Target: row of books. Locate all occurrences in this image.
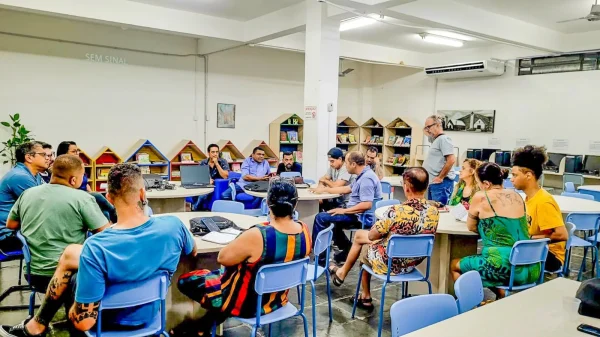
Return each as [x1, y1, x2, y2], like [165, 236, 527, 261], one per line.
[387, 135, 412, 147]
[280, 131, 300, 143]
[386, 154, 410, 166]
[336, 133, 356, 144]
[279, 151, 303, 163]
[363, 135, 384, 144]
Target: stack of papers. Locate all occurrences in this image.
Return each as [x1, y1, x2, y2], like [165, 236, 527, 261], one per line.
[201, 228, 241, 245]
[449, 204, 468, 222]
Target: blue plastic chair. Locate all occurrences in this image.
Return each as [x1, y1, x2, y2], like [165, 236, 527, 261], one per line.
[0, 233, 29, 312]
[565, 213, 600, 280]
[215, 258, 310, 337]
[260, 199, 299, 221]
[350, 197, 383, 240]
[545, 222, 576, 277]
[496, 239, 549, 296]
[376, 199, 400, 209]
[280, 172, 301, 178]
[565, 182, 576, 193]
[390, 294, 458, 337]
[13, 232, 42, 316]
[561, 191, 595, 200]
[306, 225, 334, 337]
[352, 234, 435, 337]
[503, 179, 514, 189]
[86, 273, 169, 337]
[211, 200, 245, 214]
[381, 182, 392, 199]
[454, 271, 483, 314]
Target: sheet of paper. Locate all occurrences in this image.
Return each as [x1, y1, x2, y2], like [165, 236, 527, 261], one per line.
[221, 228, 241, 236]
[449, 204, 468, 222]
[201, 232, 237, 245]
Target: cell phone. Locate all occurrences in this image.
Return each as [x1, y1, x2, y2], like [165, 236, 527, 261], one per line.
[578, 324, 600, 337]
[202, 218, 221, 233]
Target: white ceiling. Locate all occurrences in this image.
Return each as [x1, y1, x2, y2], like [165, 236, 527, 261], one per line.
[341, 19, 494, 53]
[454, 0, 600, 34]
[129, 0, 303, 21]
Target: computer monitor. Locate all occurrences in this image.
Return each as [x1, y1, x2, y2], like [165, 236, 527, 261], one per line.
[180, 165, 210, 185]
[473, 149, 482, 160]
[466, 149, 474, 159]
[583, 155, 600, 173]
[494, 151, 504, 165]
[481, 148, 500, 162]
[564, 155, 583, 173]
[545, 153, 566, 170]
[502, 152, 512, 167]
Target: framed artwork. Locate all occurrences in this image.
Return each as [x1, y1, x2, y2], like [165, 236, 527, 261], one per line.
[217, 103, 235, 128]
[180, 152, 193, 163]
[437, 110, 496, 133]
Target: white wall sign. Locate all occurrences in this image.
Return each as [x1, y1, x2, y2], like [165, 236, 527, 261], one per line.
[85, 53, 127, 65]
[515, 138, 531, 147]
[488, 137, 501, 147]
[304, 106, 317, 120]
[589, 141, 600, 154]
[552, 139, 569, 151]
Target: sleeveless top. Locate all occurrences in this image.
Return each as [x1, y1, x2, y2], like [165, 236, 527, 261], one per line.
[220, 221, 312, 318]
[449, 181, 478, 209]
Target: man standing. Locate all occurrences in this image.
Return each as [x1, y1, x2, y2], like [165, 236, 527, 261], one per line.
[365, 146, 384, 180]
[276, 151, 302, 175]
[422, 115, 456, 205]
[318, 148, 355, 211]
[195, 144, 230, 210]
[0, 142, 49, 252]
[310, 151, 382, 265]
[222, 147, 270, 208]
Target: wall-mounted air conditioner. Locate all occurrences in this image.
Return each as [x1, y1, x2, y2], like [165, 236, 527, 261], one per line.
[425, 60, 505, 79]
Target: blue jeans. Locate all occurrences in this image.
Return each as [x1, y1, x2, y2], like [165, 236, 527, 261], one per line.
[313, 212, 360, 263]
[427, 178, 454, 205]
[221, 184, 244, 200]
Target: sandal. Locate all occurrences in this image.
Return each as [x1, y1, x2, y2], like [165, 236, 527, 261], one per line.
[328, 266, 344, 287]
[351, 296, 375, 311]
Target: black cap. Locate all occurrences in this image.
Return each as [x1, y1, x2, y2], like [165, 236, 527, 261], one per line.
[576, 279, 600, 318]
[327, 148, 344, 160]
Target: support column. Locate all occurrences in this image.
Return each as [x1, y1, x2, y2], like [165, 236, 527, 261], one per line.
[302, 0, 340, 180]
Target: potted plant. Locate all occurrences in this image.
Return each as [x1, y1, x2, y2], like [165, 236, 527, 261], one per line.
[1, 114, 34, 166]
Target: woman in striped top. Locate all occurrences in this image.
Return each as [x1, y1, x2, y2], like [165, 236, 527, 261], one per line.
[173, 179, 312, 336]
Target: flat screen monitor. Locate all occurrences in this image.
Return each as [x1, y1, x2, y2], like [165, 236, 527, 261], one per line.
[584, 155, 600, 173]
[466, 149, 474, 159]
[473, 149, 482, 160]
[481, 148, 500, 162]
[565, 155, 583, 173]
[494, 151, 504, 165]
[545, 153, 566, 169]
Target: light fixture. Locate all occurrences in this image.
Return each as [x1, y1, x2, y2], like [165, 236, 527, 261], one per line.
[419, 33, 463, 47]
[428, 30, 474, 41]
[340, 14, 380, 32]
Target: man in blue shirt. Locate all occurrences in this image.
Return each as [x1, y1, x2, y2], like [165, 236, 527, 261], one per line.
[276, 151, 302, 175]
[0, 141, 48, 252]
[222, 147, 271, 207]
[194, 144, 230, 210]
[310, 151, 382, 265]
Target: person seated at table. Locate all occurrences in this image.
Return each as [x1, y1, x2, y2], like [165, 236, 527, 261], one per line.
[451, 162, 540, 298]
[511, 145, 568, 272]
[310, 151, 381, 265]
[194, 143, 230, 210]
[173, 179, 311, 337]
[328, 167, 439, 310]
[0, 141, 48, 253]
[0, 155, 109, 337]
[57, 141, 117, 223]
[39, 142, 55, 183]
[222, 147, 270, 208]
[318, 147, 355, 211]
[365, 146, 384, 180]
[276, 151, 302, 175]
[449, 158, 480, 209]
[67, 163, 196, 333]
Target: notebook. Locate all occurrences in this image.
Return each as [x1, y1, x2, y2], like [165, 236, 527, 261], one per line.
[201, 228, 241, 245]
[449, 204, 468, 222]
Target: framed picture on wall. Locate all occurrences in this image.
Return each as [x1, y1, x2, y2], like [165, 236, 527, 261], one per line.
[217, 103, 235, 128]
[437, 110, 496, 133]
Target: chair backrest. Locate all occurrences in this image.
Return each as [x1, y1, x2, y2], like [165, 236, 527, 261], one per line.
[304, 178, 316, 185]
[376, 199, 400, 209]
[228, 171, 242, 182]
[564, 182, 575, 193]
[260, 198, 268, 215]
[565, 212, 600, 232]
[563, 173, 584, 186]
[508, 239, 549, 266]
[565, 222, 576, 249]
[390, 294, 458, 337]
[561, 191, 594, 200]
[16, 232, 31, 264]
[312, 225, 333, 280]
[387, 234, 435, 259]
[381, 181, 392, 196]
[254, 257, 309, 295]
[360, 197, 383, 228]
[280, 172, 301, 178]
[211, 200, 245, 214]
[454, 271, 484, 314]
[503, 179, 514, 189]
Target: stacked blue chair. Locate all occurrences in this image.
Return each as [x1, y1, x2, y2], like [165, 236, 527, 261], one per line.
[454, 271, 484, 313]
[565, 213, 600, 280]
[211, 200, 245, 214]
[561, 192, 594, 200]
[306, 225, 334, 337]
[497, 239, 549, 296]
[564, 182, 576, 193]
[545, 222, 576, 277]
[0, 233, 29, 312]
[381, 182, 392, 199]
[352, 234, 435, 337]
[85, 273, 169, 337]
[390, 294, 458, 337]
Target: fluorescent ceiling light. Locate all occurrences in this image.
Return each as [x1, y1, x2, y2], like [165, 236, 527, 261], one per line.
[340, 14, 380, 32]
[428, 30, 474, 41]
[419, 33, 463, 47]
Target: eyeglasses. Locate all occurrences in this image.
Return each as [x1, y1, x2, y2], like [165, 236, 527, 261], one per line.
[29, 152, 53, 159]
[423, 123, 437, 131]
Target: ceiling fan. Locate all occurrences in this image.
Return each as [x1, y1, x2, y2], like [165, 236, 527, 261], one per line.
[338, 60, 354, 77]
[557, 0, 600, 23]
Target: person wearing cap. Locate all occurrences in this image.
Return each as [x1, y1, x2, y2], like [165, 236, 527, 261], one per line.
[310, 151, 382, 265]
[318, 148, 356, 211]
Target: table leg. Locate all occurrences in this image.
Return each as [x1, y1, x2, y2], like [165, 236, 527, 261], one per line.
[149, 198, 186, 214]
[297, 200, 319, 234]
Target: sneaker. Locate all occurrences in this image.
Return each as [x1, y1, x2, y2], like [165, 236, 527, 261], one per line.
[1, 319, 47, 337]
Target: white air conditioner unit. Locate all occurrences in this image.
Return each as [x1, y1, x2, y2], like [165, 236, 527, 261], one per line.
[425, 60, 505, 79]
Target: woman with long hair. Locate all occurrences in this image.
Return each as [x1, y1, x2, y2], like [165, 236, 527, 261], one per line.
[449, 159, 480, 209]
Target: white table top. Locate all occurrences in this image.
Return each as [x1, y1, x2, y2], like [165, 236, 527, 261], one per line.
[519, 192, 600, 213]
[146, 182, 213, 199]
[244, 186, 340, 201]
[579, 185, 600, 192]
[381, 176, 403, 187]
[375, 207, 476, 236]
[155, 212, 261, 253]
[405, 278, 598, 337]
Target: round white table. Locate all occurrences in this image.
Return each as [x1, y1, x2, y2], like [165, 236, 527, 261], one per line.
[381, 176, 406, 201]
[519, 192, 600, 213]
[578, 185, 600, 201]
[244, 186, 340, 231]
[146, 182, 214, 214]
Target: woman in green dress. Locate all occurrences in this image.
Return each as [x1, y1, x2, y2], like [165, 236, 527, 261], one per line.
[449, 158, 480, 210]
[451, 162, 540, 298]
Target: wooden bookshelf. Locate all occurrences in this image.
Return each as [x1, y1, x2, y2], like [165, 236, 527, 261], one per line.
[243, 140, 279, 170]
[383, 117, 423, 176]
[360, 117, 387, 155]
[167, 140, 207, 181]
[122, 139, 170, 180]
[269, 113, 303, 158]
[216, 140, 245, 172]
[92, 146, 122, 192]
[79, 149, 94, 191]
[336, 116, 360, 154]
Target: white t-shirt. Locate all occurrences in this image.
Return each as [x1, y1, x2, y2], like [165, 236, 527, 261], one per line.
[423, 134, 456, 182]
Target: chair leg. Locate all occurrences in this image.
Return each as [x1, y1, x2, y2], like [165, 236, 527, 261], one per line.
[377, 282, 387, 337]
[297, 285, 301, 305]
[268, 324, 272, 337]
[29, 291, 35, 317]
[250, 326, 257, 337]
[300, 313, 309, 337]
[18, 259, 23, 286]
[426, 280, 432, 294]
[310, 281, 317, 337]
[210, 322, 216, 337]
[351, 268, 363, 319]
[401, 282, 405, 299]
[325, 273, 332, 322]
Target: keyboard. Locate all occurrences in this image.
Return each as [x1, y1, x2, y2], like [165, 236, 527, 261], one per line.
[181, 184, 214, 189]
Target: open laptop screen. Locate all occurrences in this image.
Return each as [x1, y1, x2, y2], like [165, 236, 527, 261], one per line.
[180, 165, 210, 185]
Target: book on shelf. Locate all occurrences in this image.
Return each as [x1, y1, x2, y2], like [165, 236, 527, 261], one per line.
[340, 134, 349, 143]
[388, 136, 395, 144]
[378, 136, 384, 144]
[280, 131, 288, 142]
[221, 151, 233, 162]
[294, 151, 303, 163]
[364, 135, 371, 143]
[98, 168, 110, 178]
[231, 163, 241, 172]
[172, 170, 181, 178]
[136, 153, 151, 164]
[370, 135, 379, 144]
[394, 136, 404, 146]
[140, 166, 151, 174]
[288, 131, 299, 143]
[180, 152, 193, 163]
[402, 136, 412, 147]
[348, 134, 355, 143]
[336, 133, 342, 143]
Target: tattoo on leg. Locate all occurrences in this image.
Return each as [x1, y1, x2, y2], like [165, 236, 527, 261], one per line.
[71, 302, 100, 323]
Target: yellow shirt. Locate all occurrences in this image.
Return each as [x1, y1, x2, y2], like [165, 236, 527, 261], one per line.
[525, 189, 566, 264]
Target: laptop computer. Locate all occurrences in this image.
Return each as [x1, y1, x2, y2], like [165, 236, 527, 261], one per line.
[143, 174, 163, 190]
[180, 165, 213, 189]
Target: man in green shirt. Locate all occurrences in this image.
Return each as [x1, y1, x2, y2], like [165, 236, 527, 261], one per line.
[5, 154, 109, 337]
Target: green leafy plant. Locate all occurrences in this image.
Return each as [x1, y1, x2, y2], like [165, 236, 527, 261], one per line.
[1, 114, 34, 166]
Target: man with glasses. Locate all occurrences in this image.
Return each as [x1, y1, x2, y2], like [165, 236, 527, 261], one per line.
[40, 143, 55, 184]
[0, 141, 49, 252]
[422, 115, 456, 204]
[365, 146, 384, 180]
